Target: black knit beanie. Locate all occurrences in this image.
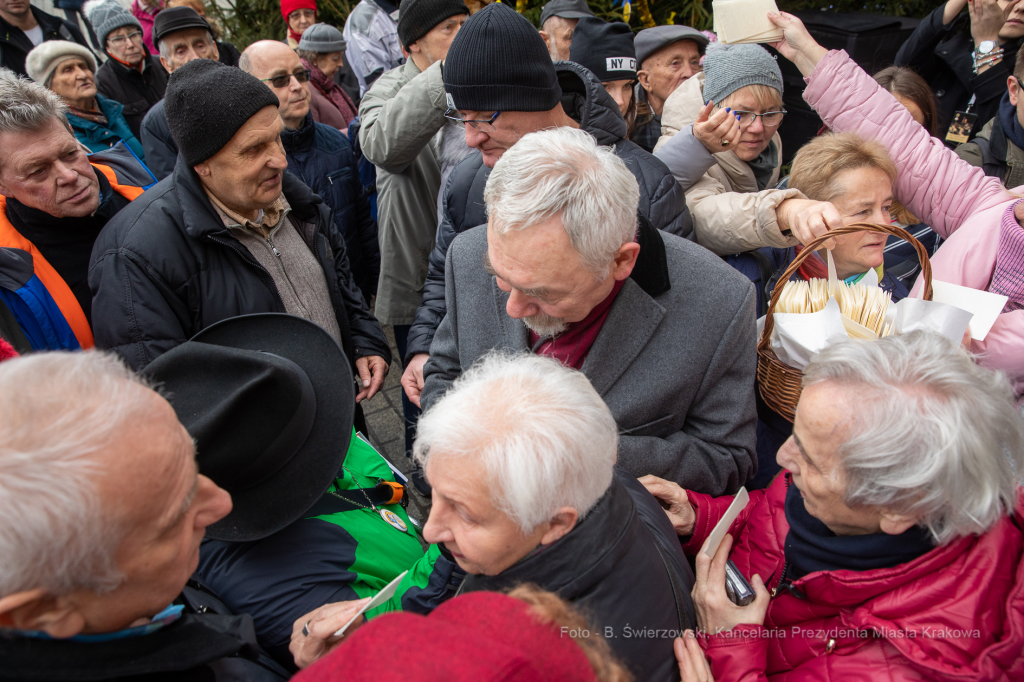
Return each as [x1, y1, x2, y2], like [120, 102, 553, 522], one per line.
[443, 2, 560, 112]
[397, 0, 469, 50]
[569, 17, 636, 83]
[164, 59, 282, 167]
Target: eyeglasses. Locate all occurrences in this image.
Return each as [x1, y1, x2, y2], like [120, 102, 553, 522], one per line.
[108, 31, 144, 47]
[732, 110, 787, 128]
[444, 108, 501, 131]
[261, 69, 311, 88]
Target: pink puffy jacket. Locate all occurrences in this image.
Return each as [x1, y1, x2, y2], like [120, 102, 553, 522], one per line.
[686, 473, 1024, 681]
[803, 50, 1024, 399]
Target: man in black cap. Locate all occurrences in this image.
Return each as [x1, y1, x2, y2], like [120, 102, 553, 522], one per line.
[142, 313, 425, 672]
[89, 60, 392, 410]
[537, 0, 593, 61]
[400, 1, 691, 408]
[139, 6, 221, 179]
[633, 25, 709, 151]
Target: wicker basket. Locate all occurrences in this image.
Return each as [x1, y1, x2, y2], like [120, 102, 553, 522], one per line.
[756, 222, 934, 422]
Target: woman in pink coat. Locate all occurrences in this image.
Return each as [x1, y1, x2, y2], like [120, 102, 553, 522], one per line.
[771, 11, 1023, 399]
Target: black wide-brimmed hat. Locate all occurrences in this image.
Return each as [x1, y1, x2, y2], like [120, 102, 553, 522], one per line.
[143, 313, 354, 542]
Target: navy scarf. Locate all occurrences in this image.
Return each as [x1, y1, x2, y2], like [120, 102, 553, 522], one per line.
[998, 91, 1024, 153]
[783, 483, 935, 581]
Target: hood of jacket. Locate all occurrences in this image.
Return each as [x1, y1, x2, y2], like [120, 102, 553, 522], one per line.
[658, 72, 783, 192]
[554, 60, 627, 146]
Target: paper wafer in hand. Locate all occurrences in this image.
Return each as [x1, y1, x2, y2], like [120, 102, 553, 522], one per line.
[712, 0, 784, 44]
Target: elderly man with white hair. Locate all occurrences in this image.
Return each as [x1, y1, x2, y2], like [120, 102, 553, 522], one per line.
[0, 351, 291, 681]
[290, 352, 696, 682]
[419, 126, 758, 495]
[645, 331, 1024, 682]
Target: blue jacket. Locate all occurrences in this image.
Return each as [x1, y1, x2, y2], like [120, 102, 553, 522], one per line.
[139, 98, 176, 180]
[281, 113, 379, 303]
[65, 94, 146, 162]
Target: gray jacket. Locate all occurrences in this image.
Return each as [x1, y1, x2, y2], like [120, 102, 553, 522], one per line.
[421, 222, 758, 495]
[359, 59, 447, 325]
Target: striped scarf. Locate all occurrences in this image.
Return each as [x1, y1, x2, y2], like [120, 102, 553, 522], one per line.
[990, 200, 1024, 312]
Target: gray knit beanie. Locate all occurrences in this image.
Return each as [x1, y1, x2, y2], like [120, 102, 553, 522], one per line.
[83, 0, 144, 49]
[164, 59, 281, 166]
[297, 23, 346, 53]
[701, 42, 783, 106]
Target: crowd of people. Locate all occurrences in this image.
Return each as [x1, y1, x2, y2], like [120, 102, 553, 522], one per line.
[0, 0, 1022, 679]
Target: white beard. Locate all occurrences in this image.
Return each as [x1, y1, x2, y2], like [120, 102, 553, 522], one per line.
[523, 312, 569, 338]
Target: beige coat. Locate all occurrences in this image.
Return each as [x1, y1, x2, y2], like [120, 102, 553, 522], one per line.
[654, 73, 804, 255]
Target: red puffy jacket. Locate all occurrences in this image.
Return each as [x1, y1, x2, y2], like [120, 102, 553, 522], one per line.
[682, 473, 1024, 681]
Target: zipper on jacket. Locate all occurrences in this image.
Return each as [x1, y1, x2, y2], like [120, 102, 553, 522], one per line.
[771, 474, 805, 600]
[266, 235, 281, 257]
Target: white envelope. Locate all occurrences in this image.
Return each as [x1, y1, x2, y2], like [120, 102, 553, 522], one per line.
[929, 280, 1008, 341]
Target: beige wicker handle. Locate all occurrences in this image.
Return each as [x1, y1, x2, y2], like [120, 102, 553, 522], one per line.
[757, 222, 933, 352]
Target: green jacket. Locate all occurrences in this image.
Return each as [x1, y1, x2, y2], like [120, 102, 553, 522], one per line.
[954, 116, 1024, 188]
[195, 430, 426, 664]
[358, 59, 447, 325]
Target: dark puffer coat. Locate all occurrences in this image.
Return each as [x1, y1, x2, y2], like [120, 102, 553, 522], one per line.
[88, 158, 391, 371]
[94, 50, 168, 139]
[281, 112, 380, 303]
[404, 61, 694, 360]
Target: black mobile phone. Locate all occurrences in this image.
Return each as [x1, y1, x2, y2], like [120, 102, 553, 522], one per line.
[724, 560, 756, 606]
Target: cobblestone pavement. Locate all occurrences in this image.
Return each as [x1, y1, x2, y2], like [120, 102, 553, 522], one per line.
[360, 325, 431, 521]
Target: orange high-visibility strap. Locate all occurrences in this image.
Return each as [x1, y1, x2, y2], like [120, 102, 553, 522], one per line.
[0, 162, 144, 350]
[92, 162, 146, 201]
[0, 196, 94, 348]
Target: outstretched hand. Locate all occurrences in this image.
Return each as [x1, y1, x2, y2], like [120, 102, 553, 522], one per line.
[768, 11, 828, 77]
[693, 101, 743, 155]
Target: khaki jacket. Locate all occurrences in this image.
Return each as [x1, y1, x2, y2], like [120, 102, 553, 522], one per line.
[654, 73, 804, 255]
[359, 59, 446, 324]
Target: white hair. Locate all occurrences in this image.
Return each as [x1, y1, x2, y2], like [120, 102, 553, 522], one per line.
[0, 351, 155, 598]
[413, 353, 617, 534]
[483, 126, 639, 276]
[803, 330, 1024, 544]
[0, 68, 66, 140]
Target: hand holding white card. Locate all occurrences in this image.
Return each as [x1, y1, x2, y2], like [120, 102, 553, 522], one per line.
[712, 0, 784, 44]
[703, 487, 750, 558]
[333, 570, 408, 637]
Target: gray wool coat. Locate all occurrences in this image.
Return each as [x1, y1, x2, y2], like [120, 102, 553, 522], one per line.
[421, 225, 759, 496]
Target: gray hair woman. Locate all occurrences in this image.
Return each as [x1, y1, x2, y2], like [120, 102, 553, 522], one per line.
[297, 23, 357, 129]
[645, 330, 1024, 681]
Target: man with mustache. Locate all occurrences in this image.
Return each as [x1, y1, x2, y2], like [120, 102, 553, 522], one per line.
[89, 59, 391, 414]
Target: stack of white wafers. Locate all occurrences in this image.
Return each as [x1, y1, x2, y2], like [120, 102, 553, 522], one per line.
[775, 278, 895, 338]
[712, 0, 784, 44]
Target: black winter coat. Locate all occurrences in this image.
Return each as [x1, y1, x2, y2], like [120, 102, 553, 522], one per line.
[281, 113, 380, 303]
[0, 6, 90, 77]
[88, 158, 391, 371]
[461, 468, 696, 682]
[895, 5, 1023, 146]
[0, 585, 289, 682]
[139, 99, 176, 180]
[94, 51, 168, 140]
[404, 61, 694, 360]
